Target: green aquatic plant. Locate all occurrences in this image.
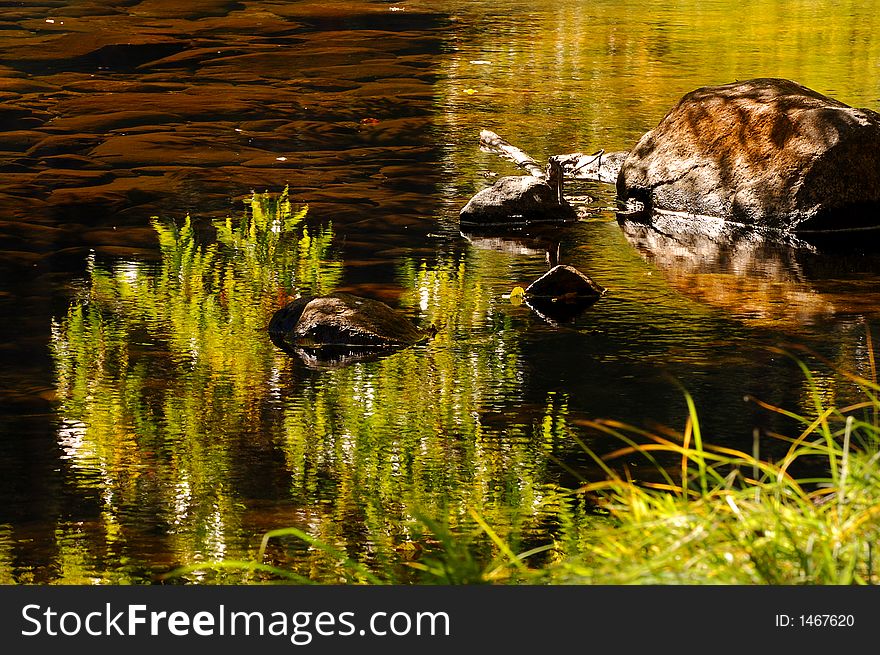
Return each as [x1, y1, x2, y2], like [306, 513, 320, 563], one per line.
[163, 505, 556, 585]
[184, 350, 880, 586]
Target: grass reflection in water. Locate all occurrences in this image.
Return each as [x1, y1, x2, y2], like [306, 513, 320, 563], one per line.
[46, 190, 586, 584]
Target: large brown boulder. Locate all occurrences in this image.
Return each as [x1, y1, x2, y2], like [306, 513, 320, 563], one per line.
[616, 78, 880, 232]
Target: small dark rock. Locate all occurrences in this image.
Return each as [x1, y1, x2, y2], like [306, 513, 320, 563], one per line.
[459, 175, 575, 225]
[268, 292, 427, 358]
[525, 264, 605, 300]
[523, 264, 605, 323]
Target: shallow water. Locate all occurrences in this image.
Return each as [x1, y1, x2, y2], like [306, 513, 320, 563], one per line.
[1, 0, 880, 583]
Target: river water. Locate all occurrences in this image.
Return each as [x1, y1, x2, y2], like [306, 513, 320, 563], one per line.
[1, 0, 879, 583]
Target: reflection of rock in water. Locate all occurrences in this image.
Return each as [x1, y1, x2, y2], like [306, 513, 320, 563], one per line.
[616, 214, 880, 328]
[525, 296, 601, 324]
[460, 225, 563, 265]
[284, 344, 411, 371]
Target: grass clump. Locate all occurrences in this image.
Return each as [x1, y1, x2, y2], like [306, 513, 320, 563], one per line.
[542, 357, 880, 585]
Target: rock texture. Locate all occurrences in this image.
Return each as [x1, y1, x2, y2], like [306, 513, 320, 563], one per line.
[525, 264, 605, 299]
[268, 292, 426, 353]
[616, 78, 880, 231]
[459, 175, 575, 225]
[523, 264, 605, 323]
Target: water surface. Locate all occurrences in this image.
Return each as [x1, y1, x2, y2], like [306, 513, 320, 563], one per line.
[1, 0, 880, 583]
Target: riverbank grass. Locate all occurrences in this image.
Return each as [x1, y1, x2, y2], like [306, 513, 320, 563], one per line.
[543, 374, 880, 584]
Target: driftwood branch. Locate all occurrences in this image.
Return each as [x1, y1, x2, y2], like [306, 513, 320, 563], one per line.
[555, 150, 604, 176]
[463, 129, 630, 224]
[478, 129, 627, 184]
[479, 129, 545, 178]
[479, 130, 571, 202]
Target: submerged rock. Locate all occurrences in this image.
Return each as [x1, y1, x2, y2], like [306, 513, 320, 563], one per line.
[617, 78, 880, 232]
[459, 175, 575, 225]
[268, 292, 428, 360]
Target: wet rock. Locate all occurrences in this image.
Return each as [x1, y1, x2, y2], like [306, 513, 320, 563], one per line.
[28, 133, 103, 158]
[617, 78, 880, 232]
[130, 0, 246, 19]
[268, 292, 428, 356]
[0, 221, 64, 252]
[0, 193, 47, 222]
[0, 32, 184, 72]
[0, 130, 45, 152]
[459, 175, 575, 225]
[55, 90, 258, 124]
[0, 174, 41, 197]
[137, 47, 246, 72]
[0, 77, 59, 94]
[523, 264, 605, 323]
[58, 79, 187, 94]
[525, 264, 605, 300]
[38, 154, 110, 170]
[34, 169, 114, 191]
[46, 110, 184, 133]
[0, 104, 49, 130]
[45, 175, 175, 216]
[185, 12, 303, 37]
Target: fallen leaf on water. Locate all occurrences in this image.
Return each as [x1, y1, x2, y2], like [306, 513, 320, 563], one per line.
[509, 286, 526, 306]
[360, 117, 380, 125]
[463, 88, 477, 94]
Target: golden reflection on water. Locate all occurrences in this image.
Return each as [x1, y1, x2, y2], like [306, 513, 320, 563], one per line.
[619, 217, 880, 331]
[2, 0, 880, 583]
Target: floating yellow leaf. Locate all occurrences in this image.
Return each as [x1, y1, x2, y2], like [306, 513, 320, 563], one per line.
[510, 286, 525, 305]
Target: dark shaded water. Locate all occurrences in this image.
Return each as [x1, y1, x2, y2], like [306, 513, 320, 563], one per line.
[1, 0, 880, 583]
